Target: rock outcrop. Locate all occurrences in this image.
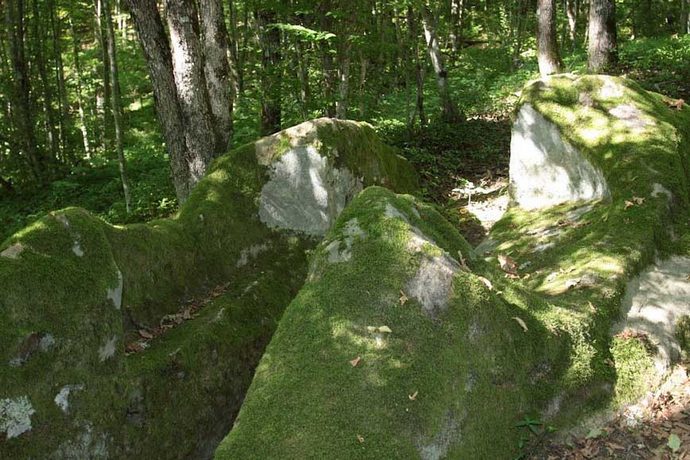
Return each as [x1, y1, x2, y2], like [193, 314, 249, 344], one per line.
[0, 118, 417, 458]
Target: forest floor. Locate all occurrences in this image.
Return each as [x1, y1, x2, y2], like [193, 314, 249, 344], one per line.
[527, 364, 690, 459]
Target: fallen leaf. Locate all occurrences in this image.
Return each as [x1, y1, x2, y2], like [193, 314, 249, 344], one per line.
[350, 356, 361, 367]
[669, 98, 686, 110]
[624, 200, 635, 209]
[409, 390, 418, 401]
[138, 329, 154, 340]
[668, 433, 681, 452]
[399, 290, 408, 306]
[498, 254, 518, 275]
[512, 316, 528, 332]
[356, 434, 365, 443]
[477, 276, 493, 290]
[378, 325, 392, 334]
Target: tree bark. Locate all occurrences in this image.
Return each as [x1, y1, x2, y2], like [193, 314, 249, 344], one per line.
[421, 3, 461, 123]
[566, 0, 578, 49]
[257, 9, 282, 135]
[124, 0, 191, 200]
[47, 0, 69, 157]
[163, 0, 217, 182]
[681, 0, 689, 34]
[103, 0, 132, 213]
[537, 0, 562, 77]
[588, 0, 618, 73]
[68, 17, 93, 160]
[31, 0, 59, 162]
[199, 0, 233, 152]
[335, 40, 350, 120]
[7, 0, 42, 181]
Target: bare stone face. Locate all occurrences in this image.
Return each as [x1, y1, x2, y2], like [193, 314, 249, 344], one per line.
[510, 104, 611, 210]
[258, 146, 363, 237]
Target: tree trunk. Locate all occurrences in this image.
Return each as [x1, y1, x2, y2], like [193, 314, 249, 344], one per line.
[103, 0, 132, 213]
[164, 0, 217, 180]
[566, 0, 578, 49]
[321, 43, 336, 118]
[296, 40, 311, 118]
[407, 6, 426, 129]
[7, 0, 42, 181]
[681, 0, 689, 34]
[537, 0, 562, 77]
[124, 0, 191, 200]
[94, 0, 112, 153]
[588, 0, 618, 73]
[257, 9, 282, 135]
[48, 0, 68, 157]
[421, 3, 461, 123]
[358, 51, 367, 119]
[31, 0, 59, 162]
[199, 0, 233, 152]
[335, 40, 350, 120]
[69, 17, 93, 160]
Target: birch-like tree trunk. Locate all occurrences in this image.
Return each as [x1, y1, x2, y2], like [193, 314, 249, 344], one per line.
[421, 4, 460, 123]
[335, 40, 350, 119]
[103, 0, 131, 213]
[566, 0, 579, 49]
[68, 17, 93, 160]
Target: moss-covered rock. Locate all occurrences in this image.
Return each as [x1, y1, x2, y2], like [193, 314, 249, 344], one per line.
[215, 187, 570, 458]
[0, 118, 417, 457]
[489, 75, 690, 424]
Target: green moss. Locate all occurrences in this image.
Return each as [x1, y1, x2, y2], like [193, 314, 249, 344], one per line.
[216, 187, 569, 458]
[0, 119, 418, 457]
[610, 336, 657, 405]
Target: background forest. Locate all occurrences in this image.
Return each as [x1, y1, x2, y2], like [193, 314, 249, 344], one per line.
[1, 0, 689, 241]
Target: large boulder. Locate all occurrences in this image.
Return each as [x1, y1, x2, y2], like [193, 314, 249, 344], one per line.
[0, 118, 417, 458]
[215, 187, 568, 458]
[215, 76, 690, 458]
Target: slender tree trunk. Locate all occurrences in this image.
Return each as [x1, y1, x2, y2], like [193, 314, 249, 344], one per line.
[164, 0, 217, 179]
[32, 0, 59, 162]
[257, 9, 281, 135]
[358, 51, 367, 119]
[94, 0, 112, 152]
[226, 0, 241, 99]
[566, 0, 578, 49]
[7, 0, 42, 181]
[681, 0, 689, 34]
[199, 0, 233, 152]
[296, 40, 311, 118]
[103, 0, 131, 213]
[48, 0, 68, 157]
[588, 0, 618, 73]
[335, 40, 350, 119]
[124, 0, 191, 200]
[537, 0, 562, 77]
[321, 43, 336, 118]
[421, 3, 461, 123]
[407, 6, 426, 128]
[68, 17, 93, 160]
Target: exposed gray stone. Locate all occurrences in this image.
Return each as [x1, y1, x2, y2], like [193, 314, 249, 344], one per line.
[417, 412, 461, 460]
[0, 396, 35, 439]
[54, 384, 85, 414]
[258, 146, 363, 236]
[608, 104, 653, 130]
[1, 242, 24, 259]
[106, 270, 123, 310]
[598, 77, 625, 99]
[510, 104, 610, 210]
[236, 243, 271, 268]
[72, 241, 84, 257]
[98, 336, 118, 362]
[615, 256, 690, 374]
[406, 253, 460, 318]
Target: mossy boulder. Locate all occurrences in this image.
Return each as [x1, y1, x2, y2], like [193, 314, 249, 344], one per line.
[490, 75, 690, 421]
[215, 187, 570, 458]
[0, 118, 417, 457]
